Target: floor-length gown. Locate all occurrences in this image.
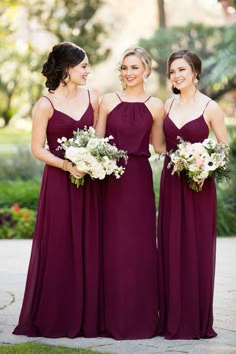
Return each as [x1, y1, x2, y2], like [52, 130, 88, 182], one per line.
[13, 91, 100, 338]
[100, 93, 158, 340]
[157, 99, 217, 339]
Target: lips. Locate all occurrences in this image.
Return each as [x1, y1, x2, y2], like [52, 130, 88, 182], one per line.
[175, 80, 184, 85]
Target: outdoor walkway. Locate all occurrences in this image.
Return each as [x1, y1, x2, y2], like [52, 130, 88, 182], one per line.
[0, 238, 236, 354]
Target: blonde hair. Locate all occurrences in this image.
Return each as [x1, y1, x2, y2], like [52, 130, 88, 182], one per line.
[117, 47, 152, 89]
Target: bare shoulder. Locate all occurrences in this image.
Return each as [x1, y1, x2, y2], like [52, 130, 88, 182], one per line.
[100, 92, 118, 104]
[164, 97, 175, 112]
[88, 88, 99, 103]
[203, 96, 224, 118]
[146, 96, 165, 121]
[149, 96, 164, 109]
[99, 92, 120, 112]
[33, 96, 53, 118]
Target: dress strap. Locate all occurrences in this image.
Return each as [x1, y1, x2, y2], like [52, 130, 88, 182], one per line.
[203, 100, 212, 114]
[87, 89, 91, 103]
[167, 98, 175, 114]
[42, 96, 54, 109]
[116, 93, 122, 102]
[143, 96, 151, 103]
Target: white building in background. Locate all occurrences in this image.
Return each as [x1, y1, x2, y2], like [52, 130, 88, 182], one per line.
[87, 0, 230, 94]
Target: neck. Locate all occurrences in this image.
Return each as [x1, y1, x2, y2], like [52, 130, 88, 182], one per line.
[56, 84, 80, 99]
[179, 86, 198, 103]
[123, 86, 146, 98]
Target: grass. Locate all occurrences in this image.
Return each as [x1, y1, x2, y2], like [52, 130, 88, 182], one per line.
[0, 127, 31, 145]
[0, 342, 110, 354]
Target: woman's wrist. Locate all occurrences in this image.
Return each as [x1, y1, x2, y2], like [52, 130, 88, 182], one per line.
[62, 160, 69, 171]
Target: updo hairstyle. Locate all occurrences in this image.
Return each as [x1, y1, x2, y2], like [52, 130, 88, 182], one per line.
[117, 46, 152, 89]
[166, 49, 202, 94]
[42, 42, 86, 92]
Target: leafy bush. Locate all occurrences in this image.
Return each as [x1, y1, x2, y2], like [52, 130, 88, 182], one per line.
[0, 145, 43, 181]
[0, 203, 36, 239]
[216, 135, 236, 236]
[0, 179, 40, 209]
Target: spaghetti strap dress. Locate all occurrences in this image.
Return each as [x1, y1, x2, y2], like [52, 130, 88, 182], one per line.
[100, 94, 158, 340]
[157, 99, 217, 339]
[13, 91, 101, 338]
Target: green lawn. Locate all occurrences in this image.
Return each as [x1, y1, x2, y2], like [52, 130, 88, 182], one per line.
[0, 127, 31, 145]
[0, 343, 110, 354]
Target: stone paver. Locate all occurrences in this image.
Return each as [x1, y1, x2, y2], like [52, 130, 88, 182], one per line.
[0, 238, 236, 353]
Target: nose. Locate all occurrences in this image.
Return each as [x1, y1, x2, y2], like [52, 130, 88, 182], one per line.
[126, 68, 133, 75]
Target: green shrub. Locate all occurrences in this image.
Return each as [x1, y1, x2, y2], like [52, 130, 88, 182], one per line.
[0, 145, 43, 181]
[0, 179, 41, 209]
[216, 136, 236, 236]
[0, 204, 36, 239]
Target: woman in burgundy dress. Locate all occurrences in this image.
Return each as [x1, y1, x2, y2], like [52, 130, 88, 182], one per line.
[96, 47, 165, 340]
[157, 49, 229, 339]
[13, 42, 100, 338]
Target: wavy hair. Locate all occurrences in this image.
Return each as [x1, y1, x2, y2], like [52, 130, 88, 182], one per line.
[117, 47, 152, 90]
[42, 42, 86, 92]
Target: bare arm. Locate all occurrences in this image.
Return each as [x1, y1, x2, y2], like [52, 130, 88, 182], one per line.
[89, 88, 99, 127]
[149, 98, 166, 154]
[95, 94, 111, 138]
[205, 101, 229, 144]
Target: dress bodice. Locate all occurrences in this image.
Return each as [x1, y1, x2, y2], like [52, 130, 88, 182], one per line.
[105, 98, 153, 157]
[164, 114, 209, 152]
[42, 92, 94, 156]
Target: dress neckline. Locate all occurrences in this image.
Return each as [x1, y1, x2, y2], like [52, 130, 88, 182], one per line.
[116, 92, 151, 103]
[167, 114, 209, 131]
[52, 104, 92, 122]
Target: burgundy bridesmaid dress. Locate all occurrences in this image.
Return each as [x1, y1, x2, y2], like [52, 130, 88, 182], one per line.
[100, 93, 158, 340]
[157, 99, 217, 339]
[13, 91, 101, 338]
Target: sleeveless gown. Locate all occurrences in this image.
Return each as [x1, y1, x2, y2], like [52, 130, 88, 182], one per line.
[13, 91, 101, 338]
[157, 100, 217, 339]
[100, 94, 158, 340]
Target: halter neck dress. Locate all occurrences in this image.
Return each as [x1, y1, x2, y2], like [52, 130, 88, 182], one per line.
[100, 93, 158, 339]
[157, 98, 217, 339]
[13, 90, 101, 338]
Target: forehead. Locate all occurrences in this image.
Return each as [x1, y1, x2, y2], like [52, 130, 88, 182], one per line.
[80, 55, 88, 64]
[122, 54, 143, 66]
[170, 58, 191, 69]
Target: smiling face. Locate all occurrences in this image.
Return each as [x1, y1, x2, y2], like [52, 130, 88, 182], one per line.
[169, 58, 195, 91]
[120, 54, 147, 88]
[68, 55, 90, 86]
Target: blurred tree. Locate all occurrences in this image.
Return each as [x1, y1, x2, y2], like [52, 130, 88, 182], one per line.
[0, 0, 109, 127]
[203, 25, 236, 100]
[157, 0, 166, 28]
[22, 0, 110, 66]
[139, 23, 236, 100]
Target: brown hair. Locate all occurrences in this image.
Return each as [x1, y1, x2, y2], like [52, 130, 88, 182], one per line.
[42, 42, 86, 92]
[166, 49, 202, 94]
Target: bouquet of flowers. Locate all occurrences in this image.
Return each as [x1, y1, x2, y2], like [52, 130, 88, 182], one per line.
[57, 126, 128, 188]
[167, 136, 230, 192]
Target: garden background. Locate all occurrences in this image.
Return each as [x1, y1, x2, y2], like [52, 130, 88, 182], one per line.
[0, 0, 235, 238]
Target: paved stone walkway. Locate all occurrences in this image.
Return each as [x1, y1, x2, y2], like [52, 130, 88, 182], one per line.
[0, 238, 236, 353]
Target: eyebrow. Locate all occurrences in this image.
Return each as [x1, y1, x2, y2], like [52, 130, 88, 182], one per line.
[171, 66, 187, 70]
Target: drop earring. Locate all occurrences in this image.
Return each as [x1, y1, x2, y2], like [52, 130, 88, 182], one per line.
[194, 78, 198, 84]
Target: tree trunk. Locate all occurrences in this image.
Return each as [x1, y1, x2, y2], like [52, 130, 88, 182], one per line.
[157, 0, 166, 28]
